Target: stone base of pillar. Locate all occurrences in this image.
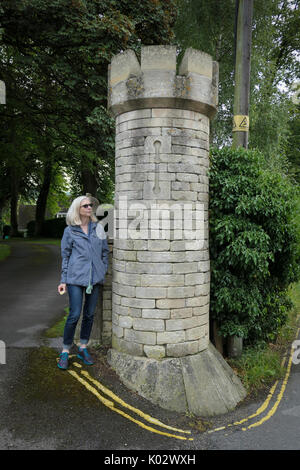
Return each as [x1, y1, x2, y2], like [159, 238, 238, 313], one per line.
[107, 342, 246, 417]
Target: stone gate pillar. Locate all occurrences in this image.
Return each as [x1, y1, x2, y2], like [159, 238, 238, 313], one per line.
[107, 46, 246, 416]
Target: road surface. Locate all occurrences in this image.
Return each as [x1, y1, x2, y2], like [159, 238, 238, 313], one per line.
[0, 241, 299, 453]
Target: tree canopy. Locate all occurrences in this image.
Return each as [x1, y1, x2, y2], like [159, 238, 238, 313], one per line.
[0, 0, 177, 233]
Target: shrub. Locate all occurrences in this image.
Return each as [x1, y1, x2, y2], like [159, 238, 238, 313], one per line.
[209, 147, 300, 345]
[27, 218, 66, 238]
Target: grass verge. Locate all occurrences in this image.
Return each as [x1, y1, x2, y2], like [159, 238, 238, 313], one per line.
[228, 282, 300, 396]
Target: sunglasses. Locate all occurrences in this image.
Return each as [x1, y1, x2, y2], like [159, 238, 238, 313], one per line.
[80, 203, 93, 208]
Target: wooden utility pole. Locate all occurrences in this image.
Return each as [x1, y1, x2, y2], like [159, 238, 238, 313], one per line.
[232, 0, 253, 149]
[227, 1, 254, 359]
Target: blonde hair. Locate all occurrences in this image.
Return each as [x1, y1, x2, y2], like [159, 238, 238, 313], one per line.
[66, 196, 98, 226]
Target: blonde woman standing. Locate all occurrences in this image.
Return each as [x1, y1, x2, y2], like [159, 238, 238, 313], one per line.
[57, 196, 109, 370]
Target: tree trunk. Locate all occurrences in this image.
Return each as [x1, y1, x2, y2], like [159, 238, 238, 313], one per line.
[232, 0, 253, 149]
[8, 120, 19, 237]
[34, 158, 53, 237]
[10, 172, 19, 237]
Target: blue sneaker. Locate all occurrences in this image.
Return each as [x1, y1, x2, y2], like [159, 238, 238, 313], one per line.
[57, 352, 69, 370]
[77, 347, 94, 365]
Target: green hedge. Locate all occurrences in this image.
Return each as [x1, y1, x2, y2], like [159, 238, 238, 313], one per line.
[209, 147, 300, 345]
[27, 218, 67, 238]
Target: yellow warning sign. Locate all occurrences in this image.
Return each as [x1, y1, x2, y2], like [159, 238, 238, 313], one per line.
[233, 115, 249, 132]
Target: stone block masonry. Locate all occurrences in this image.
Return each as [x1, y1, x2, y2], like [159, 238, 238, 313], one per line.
[106, 46, 246, 416]
[112, 110, 211, 357]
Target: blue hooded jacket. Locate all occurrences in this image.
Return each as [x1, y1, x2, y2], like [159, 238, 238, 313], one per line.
[60, 221, 109, 286]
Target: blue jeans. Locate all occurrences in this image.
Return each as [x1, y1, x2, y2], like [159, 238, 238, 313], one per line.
[63, 284, 101, 350]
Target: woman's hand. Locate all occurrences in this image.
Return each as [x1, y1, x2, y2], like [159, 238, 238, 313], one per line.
[58, 283, 67, 295]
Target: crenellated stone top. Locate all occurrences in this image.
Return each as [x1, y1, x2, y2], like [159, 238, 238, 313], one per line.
[108, 46, 218, 119]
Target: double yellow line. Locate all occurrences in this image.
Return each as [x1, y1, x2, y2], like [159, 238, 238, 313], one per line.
[65, 328, 299, 440]
[68, 362, 193, 441]
[209, 328, 300, 434]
